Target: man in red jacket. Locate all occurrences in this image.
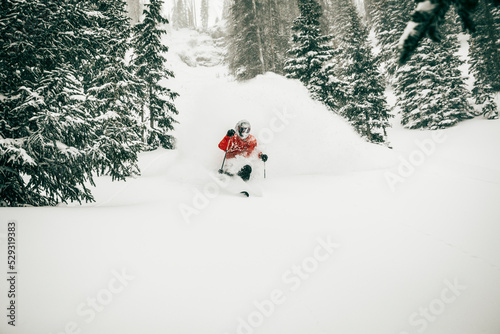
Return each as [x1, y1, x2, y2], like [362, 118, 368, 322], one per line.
[218, 120, 268, 181]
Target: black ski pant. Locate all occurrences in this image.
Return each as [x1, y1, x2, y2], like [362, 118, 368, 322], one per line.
[237, 165, 252, 182]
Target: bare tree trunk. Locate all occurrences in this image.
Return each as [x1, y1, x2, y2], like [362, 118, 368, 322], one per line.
[364, 109, 373, 141]
[141, 103, 146, 143]
[149, 85, 155, 130]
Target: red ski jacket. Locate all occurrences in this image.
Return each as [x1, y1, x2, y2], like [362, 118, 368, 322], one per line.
[218, 134, 258, 159]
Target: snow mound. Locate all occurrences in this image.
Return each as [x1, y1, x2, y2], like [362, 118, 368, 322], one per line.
[174, 72, 396, 178]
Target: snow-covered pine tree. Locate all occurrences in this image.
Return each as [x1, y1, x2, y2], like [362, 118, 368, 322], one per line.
[312, 0, 350, 112]
[283, 0, 349, 114]
[0, 0, 98, 205]
[395, 9, 474, 129]
[131, 0, 179, 149]
[468, 0, 500, 119]
[284, 0, 332, 86]
[308, 55, 349, 112]
[371, 0, 414, 77]
[332, 0, 391, 143]
[82, 0, 144, 180]
[0, 0, 157, 206]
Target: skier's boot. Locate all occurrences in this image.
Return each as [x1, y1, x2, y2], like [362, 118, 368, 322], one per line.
[237, 165, 252, 182]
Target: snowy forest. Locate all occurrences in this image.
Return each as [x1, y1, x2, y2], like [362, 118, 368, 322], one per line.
[1, 1, 500, 334]
[224, 0, 499, 136]
[1, 0, 499, 206]
[1, 0, 178, 206]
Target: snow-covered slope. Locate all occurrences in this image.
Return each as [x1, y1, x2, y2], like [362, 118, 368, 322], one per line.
[1, 28, 499, 334]
[169, 29, 396, 179]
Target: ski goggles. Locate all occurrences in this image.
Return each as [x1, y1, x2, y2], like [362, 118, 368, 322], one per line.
[238, 127, 250, 134]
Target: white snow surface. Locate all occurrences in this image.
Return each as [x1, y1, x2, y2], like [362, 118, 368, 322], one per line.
[1, 29, 500, 334]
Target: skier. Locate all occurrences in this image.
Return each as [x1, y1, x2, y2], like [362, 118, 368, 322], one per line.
[218, 120, 268, 182]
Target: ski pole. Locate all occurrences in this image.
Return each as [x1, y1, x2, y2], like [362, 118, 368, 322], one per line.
[263, 161, 266, 179]
[218, 150, 228, 174]
[218, 138, 232, 174]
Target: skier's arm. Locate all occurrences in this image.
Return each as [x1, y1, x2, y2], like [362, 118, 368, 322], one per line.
[251, 137, 267, 161]
[218, 136, 230, 151]
[218, 130, 235, 151]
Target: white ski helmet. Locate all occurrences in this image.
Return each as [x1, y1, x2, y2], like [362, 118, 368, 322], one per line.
[235, 120, 251, 139]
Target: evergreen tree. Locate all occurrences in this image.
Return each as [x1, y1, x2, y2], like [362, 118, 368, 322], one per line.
[468, 0, 500, 119]
[371, 0, 414, 77]
[0, 1, 97, 206]
[284, 0, 349, 116]
[82, 0, 144, 180]
[327, 0, 347, 38]
[0, 0, 144, 206]
[0, 1, 92, 205]
[308, 55, 349, 112]
[284, 0, 332, 85]
[131, 0, 179, 149]
[395, 10, 474, 129]
[333, 0, 391, 143]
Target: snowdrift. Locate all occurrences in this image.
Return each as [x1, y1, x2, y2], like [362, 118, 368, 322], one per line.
[173, 72, 396, 179]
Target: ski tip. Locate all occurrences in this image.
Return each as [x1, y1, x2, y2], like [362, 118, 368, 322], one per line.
[240, 191, 250, 197]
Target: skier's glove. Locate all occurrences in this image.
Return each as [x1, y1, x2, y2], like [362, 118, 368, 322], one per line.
[227, 129, 235, 137]
[261, 154, 268, 162]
